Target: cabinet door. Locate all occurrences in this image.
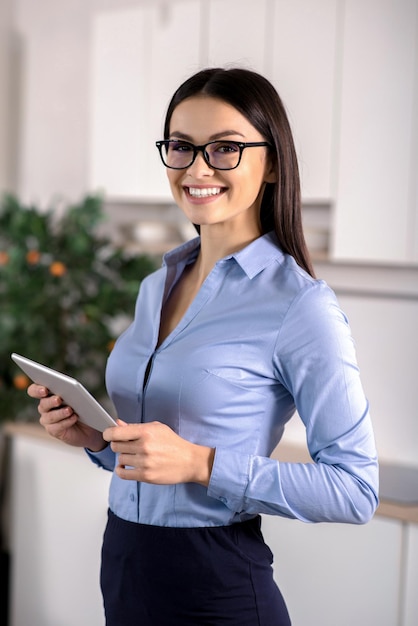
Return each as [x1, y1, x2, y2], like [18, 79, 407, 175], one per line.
[269, 0, 338, 201]
[90, 2, 202, 200]
[90, 7, 149, 199]
[332, 0, 418, 263]
[205, 0, 268, 72]
[9, 435, 111, 626]
[261, 515, 402, 626]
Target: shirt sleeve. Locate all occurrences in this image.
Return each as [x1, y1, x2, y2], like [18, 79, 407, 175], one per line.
[85, 443, 116, 472]
[207, 281, 379, 524]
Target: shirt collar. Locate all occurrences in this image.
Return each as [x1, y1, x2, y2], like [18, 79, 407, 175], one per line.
[162, 236, 201, 268]
[162, 231, 284, 279]
[231, 231, 285, 278]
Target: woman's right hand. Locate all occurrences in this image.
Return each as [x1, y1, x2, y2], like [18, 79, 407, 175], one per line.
[27, 383, 107, 452]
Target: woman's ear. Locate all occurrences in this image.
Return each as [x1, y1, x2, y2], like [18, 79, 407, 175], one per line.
[264, 155, 277, 183]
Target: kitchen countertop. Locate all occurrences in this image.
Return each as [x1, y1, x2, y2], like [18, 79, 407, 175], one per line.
[4, 422, 418, 524]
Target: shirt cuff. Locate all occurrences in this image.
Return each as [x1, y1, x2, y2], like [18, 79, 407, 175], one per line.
[84, 443, 115, 471]
[207, 447, 251, 512]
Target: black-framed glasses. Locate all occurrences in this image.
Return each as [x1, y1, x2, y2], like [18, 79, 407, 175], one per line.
[155, 139, 271, 171]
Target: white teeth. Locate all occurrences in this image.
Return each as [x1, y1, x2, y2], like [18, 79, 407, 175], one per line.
[188, 187, 221, 197]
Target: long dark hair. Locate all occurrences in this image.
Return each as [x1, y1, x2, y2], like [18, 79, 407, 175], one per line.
[163, 67, 315, 278]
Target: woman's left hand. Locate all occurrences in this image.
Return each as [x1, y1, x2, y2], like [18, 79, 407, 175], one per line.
[103, 420, 215, 487]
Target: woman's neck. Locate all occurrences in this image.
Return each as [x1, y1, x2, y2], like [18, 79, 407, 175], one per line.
[195, 223, 262, 282]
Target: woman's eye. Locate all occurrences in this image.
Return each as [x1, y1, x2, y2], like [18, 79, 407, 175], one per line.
[215, 142, 239, 153]
[170, 142, 193, 153]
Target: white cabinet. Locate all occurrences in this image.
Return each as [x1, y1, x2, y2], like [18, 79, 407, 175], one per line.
[261, 514, 402, 626]
[90, 7, 150, 199]
[9, 431, 111, 626]
[332, 0, 418, 264]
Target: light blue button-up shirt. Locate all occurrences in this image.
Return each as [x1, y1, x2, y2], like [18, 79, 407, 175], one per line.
[87, 232, 379, 527]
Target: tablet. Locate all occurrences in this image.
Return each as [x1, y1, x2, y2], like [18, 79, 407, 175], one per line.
[11, 352, 117, 432]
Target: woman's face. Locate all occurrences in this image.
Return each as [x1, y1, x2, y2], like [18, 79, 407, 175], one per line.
[166, 96, 275, 236]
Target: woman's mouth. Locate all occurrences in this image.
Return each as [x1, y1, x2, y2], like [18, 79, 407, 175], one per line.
[185, 186, 225, 199]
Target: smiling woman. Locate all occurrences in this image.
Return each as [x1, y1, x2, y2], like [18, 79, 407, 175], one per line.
[27, 67, 378, 626]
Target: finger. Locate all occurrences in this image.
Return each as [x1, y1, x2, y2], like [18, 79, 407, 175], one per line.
[39, 408, 78, 432]
[115, 464, 140, 481]
[40, 411, 79, 435]
[39, 403, 75, 423]
[117, 450, 138, 466]
[38, 394, 66, 413]
[103, 424, 139, 442]
[27, 383, 49, 399]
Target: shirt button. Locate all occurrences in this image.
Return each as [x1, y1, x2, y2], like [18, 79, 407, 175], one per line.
[130, 493, 135, 502]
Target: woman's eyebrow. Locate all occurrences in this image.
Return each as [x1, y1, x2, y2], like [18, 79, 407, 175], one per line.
[169, 130, 246, 141]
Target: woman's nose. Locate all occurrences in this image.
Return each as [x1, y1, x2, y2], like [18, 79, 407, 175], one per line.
[186, 150, 214, 177]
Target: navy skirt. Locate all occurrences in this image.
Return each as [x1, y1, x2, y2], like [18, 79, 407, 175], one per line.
[101, 509, 291, 625]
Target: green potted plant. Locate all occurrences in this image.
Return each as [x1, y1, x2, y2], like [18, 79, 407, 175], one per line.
[0, 193, 156, 421]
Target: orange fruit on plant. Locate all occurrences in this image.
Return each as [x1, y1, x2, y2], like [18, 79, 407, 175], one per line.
[26, 250, 41, 264]
[0, 251, 9, 265]
[49, 261, 67, 276]
[13, 374, 31, 390]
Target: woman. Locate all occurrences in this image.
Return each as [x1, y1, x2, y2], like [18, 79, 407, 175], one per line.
[28, 67, 379, 625]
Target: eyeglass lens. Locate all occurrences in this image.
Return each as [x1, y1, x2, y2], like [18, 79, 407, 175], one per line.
[162, 141, 241, 170]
